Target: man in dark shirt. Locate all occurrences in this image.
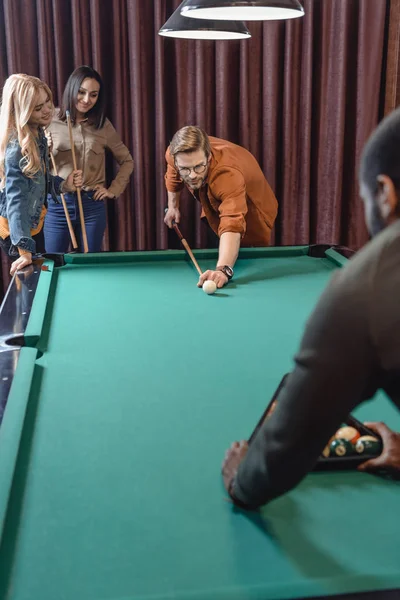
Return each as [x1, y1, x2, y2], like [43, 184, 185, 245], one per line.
[222, 107, 400, 509]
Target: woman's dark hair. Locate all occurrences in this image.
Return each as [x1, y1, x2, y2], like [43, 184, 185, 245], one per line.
[58, 66, 106, 129]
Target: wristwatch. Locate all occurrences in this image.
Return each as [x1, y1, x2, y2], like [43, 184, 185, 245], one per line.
[217, 265, 234, 280]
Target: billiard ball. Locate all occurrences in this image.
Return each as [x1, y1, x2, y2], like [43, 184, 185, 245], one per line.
[330, 438, 354, 457]
[335, 426, 360, 444]
[355, 435, 381, 455]
[203, 280, 217, 295]
[322, 436, 336, 457]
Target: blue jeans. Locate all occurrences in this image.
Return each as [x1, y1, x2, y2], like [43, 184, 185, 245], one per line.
[44, 191, 107, 253]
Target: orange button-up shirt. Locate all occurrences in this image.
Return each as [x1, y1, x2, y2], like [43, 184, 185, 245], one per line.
[165, 137, 278, 246]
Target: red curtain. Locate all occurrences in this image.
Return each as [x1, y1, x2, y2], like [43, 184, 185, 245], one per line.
[0, 0, 391, 296]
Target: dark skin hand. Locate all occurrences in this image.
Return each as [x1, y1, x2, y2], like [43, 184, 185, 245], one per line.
[222, 422, 400, 499]
[222, 422, 400, 500]
[358, 422, 400, 472]
[222, 440, 248, 495]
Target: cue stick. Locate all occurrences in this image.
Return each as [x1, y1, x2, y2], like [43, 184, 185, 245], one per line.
[65, 110, 89, 253]
[165, 210, 203, 276]
[49, 152, 78, 249]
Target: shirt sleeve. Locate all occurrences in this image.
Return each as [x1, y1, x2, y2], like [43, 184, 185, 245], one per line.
[232, 268, 379, 508]
[164, 147, 184, 193]
[104, 120, 134, 197]
[4, 145, 36, 252]
[49, 174, 64, 198]
[209, 166, 248, 237]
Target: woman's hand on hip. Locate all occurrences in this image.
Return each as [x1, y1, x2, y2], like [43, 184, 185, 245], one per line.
[93, 186, 115, 201]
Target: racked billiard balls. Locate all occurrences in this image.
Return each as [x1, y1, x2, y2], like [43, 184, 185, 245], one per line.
[330, 438, 354, 457]
[355, 435, 381, 455]
[322, 436, 335, 457]
[335, 426, 360, 444]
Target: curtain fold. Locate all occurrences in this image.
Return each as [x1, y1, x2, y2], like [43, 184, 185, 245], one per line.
[0, 0, 393, 298]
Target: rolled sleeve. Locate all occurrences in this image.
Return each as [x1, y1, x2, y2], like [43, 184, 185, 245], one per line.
[50, 174, 64, 197]
[105, 120, 134, 197]
[164, 148, 184, 193]
[210, 167, 248, 237]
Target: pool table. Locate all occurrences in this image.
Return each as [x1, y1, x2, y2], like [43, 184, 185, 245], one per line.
[0, 246, 399, 600]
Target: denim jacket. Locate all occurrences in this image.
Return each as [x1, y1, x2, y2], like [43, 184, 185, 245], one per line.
[0, 128, 63, 254]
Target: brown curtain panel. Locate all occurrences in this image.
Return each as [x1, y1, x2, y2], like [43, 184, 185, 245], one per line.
[0, 0, 391, 297]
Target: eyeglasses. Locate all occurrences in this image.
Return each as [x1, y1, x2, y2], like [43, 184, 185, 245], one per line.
[175, 162, 208, 176]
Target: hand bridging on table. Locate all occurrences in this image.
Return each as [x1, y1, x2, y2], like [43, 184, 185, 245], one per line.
[222, 440, 249, 496]
[198, 270, 228, 289]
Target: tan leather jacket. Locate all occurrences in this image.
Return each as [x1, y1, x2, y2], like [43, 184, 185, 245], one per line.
[48, 114, 133, 197]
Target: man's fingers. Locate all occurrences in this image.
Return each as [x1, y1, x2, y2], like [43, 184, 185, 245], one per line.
[164, 210, 180, 228]
[358, 454, 386, 471]
[198, 270, 211, 286]
[198, 270, 228, 288]
[216, 274, 227, 288]
[363, 421, 391, 439]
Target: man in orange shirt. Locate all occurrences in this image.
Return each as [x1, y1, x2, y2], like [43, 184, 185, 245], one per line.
[164, 126, 278, 289]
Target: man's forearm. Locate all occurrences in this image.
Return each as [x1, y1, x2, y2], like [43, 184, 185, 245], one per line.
[167, 191, 181, 209]
[233, 273, 377, 508]
[217, 232, 241, 268]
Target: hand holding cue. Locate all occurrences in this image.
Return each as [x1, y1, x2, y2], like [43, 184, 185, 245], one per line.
[165, 210, 203, 276]
[49, 152, 78, 249]
[65, 110, 89, 253]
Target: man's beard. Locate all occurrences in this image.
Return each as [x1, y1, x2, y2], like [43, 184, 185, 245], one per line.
[184, 172, 208, 190]
[187, 180, 204, 190]
[368, 202, 386, 237]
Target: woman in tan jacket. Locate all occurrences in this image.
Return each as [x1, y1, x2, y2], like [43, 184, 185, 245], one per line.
[45, 66, 133, 252]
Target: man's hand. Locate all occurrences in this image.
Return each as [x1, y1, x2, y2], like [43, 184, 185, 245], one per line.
[10, 253, 32, 276]
[93, 186, 114, 201]
[63, 170, 83, 192]
[198, 269, 228, 289]
[164, 207, 180, 228]
[222, 440, 249, 495]
[358, 422, 400, 472]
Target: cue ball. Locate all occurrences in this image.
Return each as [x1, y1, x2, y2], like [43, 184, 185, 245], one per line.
[203, 280, 217, 295]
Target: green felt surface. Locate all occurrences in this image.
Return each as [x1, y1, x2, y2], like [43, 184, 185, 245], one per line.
[1, 250, 400, 600]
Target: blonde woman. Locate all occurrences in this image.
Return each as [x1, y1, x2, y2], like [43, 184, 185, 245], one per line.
[0, 74, 82, 275]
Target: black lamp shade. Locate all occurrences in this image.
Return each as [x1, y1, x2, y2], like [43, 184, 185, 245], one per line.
[159, 3, 251, 39]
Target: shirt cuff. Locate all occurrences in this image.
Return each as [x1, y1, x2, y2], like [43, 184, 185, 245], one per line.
[228, 478, 255, 510]
[13, 236, 36, 254]
[218, 222, 246, 237]
[107, 184, 119, 198]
